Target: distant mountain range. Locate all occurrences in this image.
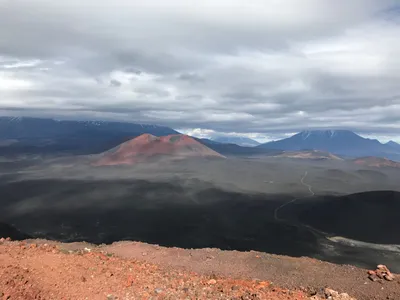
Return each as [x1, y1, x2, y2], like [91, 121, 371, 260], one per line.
[0, 117, 178, 155]
[211, 136, 260, 147]
[258, 130, 400, 161]
[0, 117, 399, 161]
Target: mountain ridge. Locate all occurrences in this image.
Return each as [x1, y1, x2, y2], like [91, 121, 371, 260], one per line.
[258, 129, 400, 160]
[0, 116, 179, 155]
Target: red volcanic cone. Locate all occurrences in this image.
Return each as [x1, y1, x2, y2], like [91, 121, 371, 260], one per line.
[95, 134, 225, 166]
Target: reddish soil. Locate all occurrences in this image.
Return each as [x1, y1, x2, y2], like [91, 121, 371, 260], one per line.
[1, 239, 400, 300]
[95, 134, 224, 166]
[353, 157, 400, 168]
[0, 240, 307, 300]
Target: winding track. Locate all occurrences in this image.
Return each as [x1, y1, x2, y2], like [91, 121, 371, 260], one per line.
[273, 171, 314, 221]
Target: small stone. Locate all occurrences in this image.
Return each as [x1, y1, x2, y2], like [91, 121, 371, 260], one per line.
[125, 275, 134, 287]
[385, 273, 395, 281]
[106, 294, 116, 300]
[0, 238, 5, 243]
[5, 237, 11, 241]
[105, 271, 114, 277]
[154, 288, 163, 294]
[207, 279, 217, 285]
[81, 276, 87, 282]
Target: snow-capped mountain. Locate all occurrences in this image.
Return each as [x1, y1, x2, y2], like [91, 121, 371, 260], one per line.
[258, 130, 400, 160]
[211, 136, 260, 147]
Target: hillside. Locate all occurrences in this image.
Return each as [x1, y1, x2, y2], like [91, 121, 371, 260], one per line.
[2, 239, 399, 299]
[95, 134, 225, 166]
[353, 157, 400, 168]
[299, 191, 400, 244]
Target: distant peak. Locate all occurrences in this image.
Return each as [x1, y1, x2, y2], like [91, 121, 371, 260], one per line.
[299, 129, 357, 140]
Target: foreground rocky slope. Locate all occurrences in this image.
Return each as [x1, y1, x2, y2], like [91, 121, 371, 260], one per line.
[1, 239, 399, 299]
[0, 240, 306, 300]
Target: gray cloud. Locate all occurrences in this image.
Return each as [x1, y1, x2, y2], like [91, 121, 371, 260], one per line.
[0, 0, 399, 141]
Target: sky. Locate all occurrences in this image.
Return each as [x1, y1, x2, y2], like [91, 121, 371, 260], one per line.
[0, 0, 399, 142]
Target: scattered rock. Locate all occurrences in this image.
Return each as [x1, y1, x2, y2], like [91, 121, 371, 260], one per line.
[368, 265, 395, 282]
[324, 288, 356, 300]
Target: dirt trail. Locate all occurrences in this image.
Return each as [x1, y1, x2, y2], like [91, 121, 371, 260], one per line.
[274, 171, 314, 221]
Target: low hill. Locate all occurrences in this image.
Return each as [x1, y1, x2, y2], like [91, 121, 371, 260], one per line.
[95, 134, 225, 166]
[353, 157, 400, 168]
[274, 150, 342, 160]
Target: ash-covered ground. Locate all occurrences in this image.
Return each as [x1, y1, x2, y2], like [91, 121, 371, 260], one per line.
[1, 156, 400, 272]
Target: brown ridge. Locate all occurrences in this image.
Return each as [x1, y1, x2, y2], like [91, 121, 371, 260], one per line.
[353, 157, 400, 168]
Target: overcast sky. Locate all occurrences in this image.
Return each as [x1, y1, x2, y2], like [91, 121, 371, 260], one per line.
[0, 0, 399, 142]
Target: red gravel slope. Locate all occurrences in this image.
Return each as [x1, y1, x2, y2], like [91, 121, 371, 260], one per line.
[95, 134, 224, 166]
[0, 240, 307, 300]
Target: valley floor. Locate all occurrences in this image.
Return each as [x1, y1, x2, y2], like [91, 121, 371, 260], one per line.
[1, 239, 399, 300]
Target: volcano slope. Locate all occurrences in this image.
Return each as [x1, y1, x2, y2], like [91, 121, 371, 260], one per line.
[95, 134, 225, 166]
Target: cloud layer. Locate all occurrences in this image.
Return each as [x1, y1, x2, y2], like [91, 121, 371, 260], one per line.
[0, 0, 399, 141]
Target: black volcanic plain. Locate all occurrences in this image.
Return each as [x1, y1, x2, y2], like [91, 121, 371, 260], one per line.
[1, 156, 400, 272]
